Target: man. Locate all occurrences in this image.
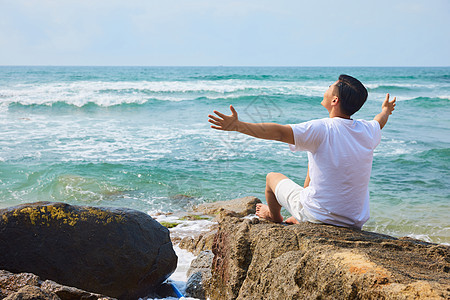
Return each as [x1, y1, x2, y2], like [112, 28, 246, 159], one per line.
[208, 75, 396, 229]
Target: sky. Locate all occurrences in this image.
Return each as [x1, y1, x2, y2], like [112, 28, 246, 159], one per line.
[0, 0, 449, 66]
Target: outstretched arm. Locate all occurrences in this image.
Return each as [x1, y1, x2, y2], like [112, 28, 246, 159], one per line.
[208, 105, 294, 144]
[374, 93, 396, 129]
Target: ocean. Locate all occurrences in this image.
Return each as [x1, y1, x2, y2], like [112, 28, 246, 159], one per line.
[0, 66, 449, 247]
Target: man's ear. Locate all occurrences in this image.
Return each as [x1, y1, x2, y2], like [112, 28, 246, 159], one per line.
[331, 96, 339, 106]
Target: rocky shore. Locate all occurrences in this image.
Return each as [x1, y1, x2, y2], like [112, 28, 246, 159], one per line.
[1, 198, 449, 300]
[176, 197, 450, 299]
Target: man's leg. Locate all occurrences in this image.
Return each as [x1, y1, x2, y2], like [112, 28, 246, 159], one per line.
[285, 166, 310, 224]
[256, 172, 288, 223]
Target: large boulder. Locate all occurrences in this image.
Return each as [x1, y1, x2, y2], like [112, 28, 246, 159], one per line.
[204, 215, 450, 299]
[0, 202, 177, 299]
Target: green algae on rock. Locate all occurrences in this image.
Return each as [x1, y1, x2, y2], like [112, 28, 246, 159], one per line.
[3, 203, 126, 227]
[159, 221, 181, 228]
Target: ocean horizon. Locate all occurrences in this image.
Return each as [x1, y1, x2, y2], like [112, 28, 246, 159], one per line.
[1, 66, 449, 245]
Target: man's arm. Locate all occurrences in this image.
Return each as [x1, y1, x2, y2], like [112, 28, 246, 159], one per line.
[374, 93, 396, 129]
[208, 105, 294, 144]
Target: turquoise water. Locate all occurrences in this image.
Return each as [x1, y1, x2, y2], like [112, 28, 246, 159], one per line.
[0, 66, 449, 244]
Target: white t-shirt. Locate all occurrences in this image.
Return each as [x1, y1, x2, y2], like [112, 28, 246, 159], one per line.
[289, 117, 381, 229]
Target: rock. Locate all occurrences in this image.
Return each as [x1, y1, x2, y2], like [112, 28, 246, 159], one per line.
[177, 197, 260, 254]
[0, 271, 41, 294]
[193, 196, 261, 217]
[0, 270, 113, 300]
[185, 251, 214, 300]
[178, 230, 217, 255]
[0, 202, 177, 299]
[185, 273, 205, 300]
[139, 282, 178, 299]
[204, 215, 450, 299]
[3, 285, 60, 300]
[186, 250, 214, 279]
[177, 197, 261, 255]
[40, 280, 113, 300]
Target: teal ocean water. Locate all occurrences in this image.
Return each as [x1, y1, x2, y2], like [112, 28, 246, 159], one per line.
[0, 66, 449, 244]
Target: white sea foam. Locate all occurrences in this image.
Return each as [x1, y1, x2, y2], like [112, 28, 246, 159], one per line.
[144, 214, 217, 299]
[0, 103, 8, 114]
[406, 234, 434, 243]
[152, 214, 217, 240]
[374, 138, 416, 157]
[168, 246, 197, 282]
[397, 95, 450, 102]
[4, 79, 443, 107]
[0, 80, 329, 106]
[153, 246, 199, 300]
[365, 83, 439, 89]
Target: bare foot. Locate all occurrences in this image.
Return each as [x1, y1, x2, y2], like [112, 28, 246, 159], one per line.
[285, 216, 300, 224]
[256, 203, 282, 222]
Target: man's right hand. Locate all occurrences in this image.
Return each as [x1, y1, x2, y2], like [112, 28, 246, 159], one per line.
[208, 104, 294, 144]
[208, 105, 239, 131]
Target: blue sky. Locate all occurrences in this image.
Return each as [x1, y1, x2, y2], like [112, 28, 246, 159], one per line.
[1, 0, 449, 66]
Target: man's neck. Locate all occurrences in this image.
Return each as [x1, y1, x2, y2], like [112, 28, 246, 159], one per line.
[329, 111, 351, 119]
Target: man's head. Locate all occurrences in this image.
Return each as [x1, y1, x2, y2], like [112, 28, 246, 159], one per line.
[322, 74, 368, 117]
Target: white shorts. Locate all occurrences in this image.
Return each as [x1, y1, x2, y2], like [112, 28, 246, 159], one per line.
[274, 178, 322, 224]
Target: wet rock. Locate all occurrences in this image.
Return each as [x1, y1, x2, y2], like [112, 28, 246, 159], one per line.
[185, 251, 214, 300]
[205, 215, 450, 299]
[0, 202, 177, 299]
[140, 282, 178, 299]
[186, 250, 214, 279]
[185, 273, 205, 300]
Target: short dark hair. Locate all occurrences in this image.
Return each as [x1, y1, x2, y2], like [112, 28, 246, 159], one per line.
[335, 74, 368, 116]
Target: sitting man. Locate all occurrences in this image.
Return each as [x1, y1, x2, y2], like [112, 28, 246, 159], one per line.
[208, 74, 396, 229]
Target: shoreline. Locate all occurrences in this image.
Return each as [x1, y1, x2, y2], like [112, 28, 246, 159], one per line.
[152, 205, 450, 246]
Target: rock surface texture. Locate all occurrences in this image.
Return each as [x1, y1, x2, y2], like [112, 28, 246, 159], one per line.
[0, 202, 177, 299]
[204, 214, 449, 299]
[178, 196, 261, 255]
[184, 250, 214, 299]
[193, 196, 261, 217]
[0, 270, 113, 300]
